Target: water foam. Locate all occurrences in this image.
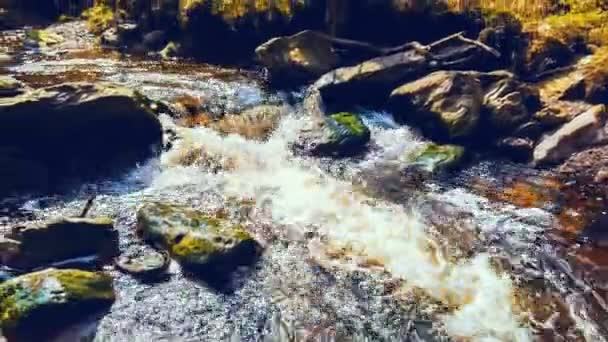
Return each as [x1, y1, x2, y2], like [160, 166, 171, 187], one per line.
[156, 114, 532, 341]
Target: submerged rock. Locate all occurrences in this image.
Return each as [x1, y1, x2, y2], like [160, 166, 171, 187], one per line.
[256, 30, 340, 85]
[390, 71, 483, 140]
[214, 105, 286, 140]
[309, 112, 371, 157]
[0, 217, 118, 270]
[116, 249, 170, 279]
[136, 203, 260, 278]
[533, 105, 607, 165]
[406, 143, 465, 173]
[0, 268, 114, 341]
[0, 82, 163, 196]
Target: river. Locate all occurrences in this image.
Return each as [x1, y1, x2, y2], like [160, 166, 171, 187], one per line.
[1, 21, 607, 341]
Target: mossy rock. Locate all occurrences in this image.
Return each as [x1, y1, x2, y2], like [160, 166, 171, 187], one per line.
[25, 29, 64, 46]
[0, 268, 114, 340]
[407, 143, 465, 173]
[0, 76, 24, 98]
[1, 217, 118, 270]
[136, 203, 260, 276]
[311, 112, 371, 157]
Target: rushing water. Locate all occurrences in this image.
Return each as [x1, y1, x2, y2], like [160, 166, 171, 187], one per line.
[2, 22, 608, 342]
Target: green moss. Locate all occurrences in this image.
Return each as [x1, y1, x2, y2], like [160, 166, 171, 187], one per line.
[330, 112, 368, 136]
[171, 233, 218, 260]
[137, 203, 257, 268]
[0, 269, 114, 332]
[25, 30, 63, 45]
[408, 143, 465, 173]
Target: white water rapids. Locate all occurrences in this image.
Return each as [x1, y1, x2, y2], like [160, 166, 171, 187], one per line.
[153, 112, 532, 342]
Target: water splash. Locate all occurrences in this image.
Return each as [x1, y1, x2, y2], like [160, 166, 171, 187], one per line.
[157, 113, 532, 341]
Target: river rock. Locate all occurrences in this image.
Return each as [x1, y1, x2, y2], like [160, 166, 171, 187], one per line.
[524, 37, 574, 77]
[0, 76, 24, 97]
[0, 217, 118, 270]
[308, 112, 371, 157]
[390, 71, 483, 140]
[0, 82, 163, 196]
[406, 143, 465, 173]
[0, 53, 12, 65]
[214, 105, 287, 140]
[483, 76, 540, 132]
[497, 137, 535, 162]
[313, 33, 500, 108]
[142, 30, 168, 52]
[136, 203, 260, 277]
[554, 56, 608, 104]
[559, 145, 608, 183]
[534, 102, 590, 128]
[255, 30, 340, 85]
[533, 105, 608, 165]
[0, 268, 114, 341]
[116, 249, 170, 279]
[390, 70, 540, 141]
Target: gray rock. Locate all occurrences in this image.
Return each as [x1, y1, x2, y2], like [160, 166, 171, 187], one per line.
[533, 105, 607, 165]
[0, 82, 163, 196]
[256, 30, 339, 84]
[390, 71, 483, 140]
[0, 217, 118, 270]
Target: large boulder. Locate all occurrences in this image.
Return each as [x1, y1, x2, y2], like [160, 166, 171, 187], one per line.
[136, 203, 260, 278]
[0, 268, 114, 341]
[313, 33, 500, 109]
[533, 105, 608, 165]
[0, 217, 118, 270]
[483, 76, 540, 132]
[0, 82, 163, 196]
[390, 70, 540, 141]
[390, 71, 483, 140]
[255, 30, 339, 85]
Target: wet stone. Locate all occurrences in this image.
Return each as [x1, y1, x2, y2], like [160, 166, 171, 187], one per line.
[0, 268, 115, 341]
[136, 203, 261, 282]
[116, 249, 170, 279]
[0, 217, 118, 271]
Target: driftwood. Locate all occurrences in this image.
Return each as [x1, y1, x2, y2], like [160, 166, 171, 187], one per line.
[317, 31, 500, 60]
[79, 194, 96, 218]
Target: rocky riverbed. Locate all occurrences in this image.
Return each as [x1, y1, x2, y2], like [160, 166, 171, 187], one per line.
[1, 3, 608, 341]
